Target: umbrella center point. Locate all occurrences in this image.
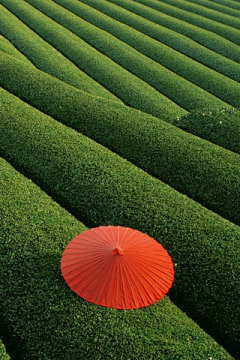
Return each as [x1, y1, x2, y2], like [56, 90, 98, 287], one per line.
[112, 246, 124, 256]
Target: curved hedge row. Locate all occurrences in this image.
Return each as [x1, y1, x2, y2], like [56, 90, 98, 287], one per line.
[174, 108, 240, 155]
[1, 53, 239, 226]
[24, 0, 240, 109]
[138, 0, 240, 30]
[0, 340, 10, 360]
[53, 0, 240, 83]
[22, 0, 237, 110]
[180, 0, 240, 17]
[1, 88, 240, 358]
[0, 34, 35, 67]
[107, 0, 240, 46]
[79, 0, 240, 63]
[214, 0, 240, 11]
[1, 158, 234, 360]
[0, 1, 184, 121]
[0, 5, 120, 102]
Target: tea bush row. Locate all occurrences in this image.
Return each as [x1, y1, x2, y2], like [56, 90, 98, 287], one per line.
[1, 53, 239, 226]
[1, 157, 234, 360]
[106, 0, 240, 46]
[78, 0, 240, 63]
[177, 0, 240, 17]
[0, 1, 183, 122]
[0, 340, 10, 360]
[137, 0, 240, 30]
[1, 88, 239, 357]
[0, 5, 120, 102]
[174, 108, 240, 155]
[54, 0, 240, 83]
[213, 0, 240, 11]
[0, 34, 35, 67]
[24, 0, 240, 109]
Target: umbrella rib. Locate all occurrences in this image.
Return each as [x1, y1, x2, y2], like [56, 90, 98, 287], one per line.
[118, 259, 128, 309]
[115, 258, 119, 309]
[75, 229, 112, 247]
[119, 227, 136, 247]
[124, 256, 152, 306]
[124, 259, 156, 305]
[121, 231, 144, 247]
[62, 250, 112, 282]
[120, 226, 131, 246]
[70, 253, 113, 298]
[61, 252, 111, 274]
[93, 257, 117, 305]
[120, 259, 139, 308]
[98, 227, 116, 246]
[127, 258, 172, 299]
[130, 257, 174, 281]
[104, 259, 117, 307]
[61, 254, 111, 268]
[109, 226, 118, 246]
[132, 259, 173, 282]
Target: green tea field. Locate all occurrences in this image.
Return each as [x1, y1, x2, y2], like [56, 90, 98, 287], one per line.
[0, 0, 240, 359]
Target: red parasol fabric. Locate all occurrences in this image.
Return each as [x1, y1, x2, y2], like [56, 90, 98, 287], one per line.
[61, 226, 174, 309]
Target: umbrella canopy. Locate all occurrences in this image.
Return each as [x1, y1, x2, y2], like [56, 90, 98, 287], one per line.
[61, 226, 174, 309]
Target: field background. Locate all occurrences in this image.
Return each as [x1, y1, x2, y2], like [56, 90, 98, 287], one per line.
[0, 0, 240, 359]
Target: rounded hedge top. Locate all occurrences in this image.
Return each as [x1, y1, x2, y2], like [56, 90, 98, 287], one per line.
[174, 108, 240, 155]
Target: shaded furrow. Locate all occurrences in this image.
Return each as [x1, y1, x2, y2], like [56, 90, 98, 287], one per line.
[179, 0, 240, 17]
[22, 0, 236, 110]
[0, 5, 121, 102]
[173, 108, 240, 155]
[0, 34, 35, 67]
[52, 0, 240, 105]
[79, 0, 240, 63]
[1, 159, 235, 360]
[0, 0, 185, 121]
[53, 0, 240, 83]
[212, 0, 240, 11]
[108, 0, 240, 46]
[1, 89, 239, 358]
[0, 54, 239, 227]
[139, 0, 240, 30]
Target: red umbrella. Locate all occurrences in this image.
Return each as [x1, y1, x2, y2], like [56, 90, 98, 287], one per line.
[61, 226, 174, 309]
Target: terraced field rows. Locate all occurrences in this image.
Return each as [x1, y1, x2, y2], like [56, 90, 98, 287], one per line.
[104, 0, 240, 46]
[0, 5, 122, 101]
[1, 56, 240, 226]
[0, 1, 240, 359]
[0, 155, 236, 360]
[166, 0, 240, 17]
[52, 0, 240, 82]
[140, 0, 240, 29]
[77, 0, 240, 62]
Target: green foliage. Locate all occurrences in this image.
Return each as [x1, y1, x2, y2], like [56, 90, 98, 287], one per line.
[144, 0, 240, 30]
[1, 158, 234, 360]
[0, 0, 184, 121]
[178, 0, 240, 17]
[0, 340, 10, 360]
[0, 89, 239, 358]
[0, 34, 34, 67]
[0, 56, 239, 226]
[0, 5, 120, 102]
[106, 0, 240, 46]
[1, 1, 240, 358]
[23, 0, 238, 109]
[212, 0, 240, 11]
[54, 0, 240, 83]
[174, 108, 240, 155]
[79, 0, 240, 63]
